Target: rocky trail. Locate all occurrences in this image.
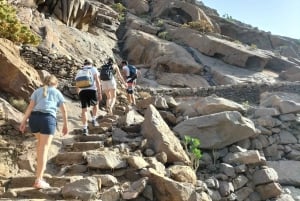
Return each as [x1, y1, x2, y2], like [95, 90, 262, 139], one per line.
[0, 97, 133, 200]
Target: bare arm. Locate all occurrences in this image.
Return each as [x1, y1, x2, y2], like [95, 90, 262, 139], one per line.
[94, 73, 102, 100]
[114, 65, 127, 86]
[137, 69, 142, 77]
[19, 100, 35, 133]
[59, 103, 68, 136]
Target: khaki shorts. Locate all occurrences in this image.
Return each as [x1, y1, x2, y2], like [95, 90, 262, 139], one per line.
[101, 79, 117, 90]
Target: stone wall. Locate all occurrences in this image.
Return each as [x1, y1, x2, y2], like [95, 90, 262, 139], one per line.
[143, 82, 300, 104]
[20, 45, 300, 104]
[20, 45, 81, 80]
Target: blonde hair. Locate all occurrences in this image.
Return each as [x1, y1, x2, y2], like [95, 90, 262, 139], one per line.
[43, 75, 58, 97]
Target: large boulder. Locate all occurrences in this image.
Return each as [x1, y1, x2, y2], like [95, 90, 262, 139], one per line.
[0, 38, 42, 100]
[176, 95, 246, 117]
[173, 111, 258, 149]
[260, 92, 300, 114]
[122, 29, 203, 75]
[124, 0, 149, 15]
[141, 105, 191, 165]
[279, 65, 300, 81]
[145, 168, 212, 201]
[0, 98, 24, 127]
[126, 13, 159, 35]
[267, 161, 300, 186]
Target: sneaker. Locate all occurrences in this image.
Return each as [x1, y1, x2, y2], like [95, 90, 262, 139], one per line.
[33, 179, 51, 189]
[82, 128, 89, 136]
[92, 119, 99, 127]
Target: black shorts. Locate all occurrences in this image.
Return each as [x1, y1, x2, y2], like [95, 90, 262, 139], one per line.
[79, 89, 98, 108]
[126, 86, 134, 94]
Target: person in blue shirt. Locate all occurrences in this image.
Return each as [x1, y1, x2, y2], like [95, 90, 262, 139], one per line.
[19, 75, 68, 189]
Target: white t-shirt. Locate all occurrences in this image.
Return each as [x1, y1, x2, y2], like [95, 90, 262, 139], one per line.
[122, 65, 130, 77]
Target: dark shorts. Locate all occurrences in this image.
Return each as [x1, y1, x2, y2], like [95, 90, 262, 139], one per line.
[126, 86, 134, 94]
[79, 89, 98, 108]
[29, 112, 56, 135]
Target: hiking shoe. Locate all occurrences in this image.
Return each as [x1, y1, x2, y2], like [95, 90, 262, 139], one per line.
[82, 128, 89, 136]
[92, 119, 99, 127]
[33, 179, 51, 189]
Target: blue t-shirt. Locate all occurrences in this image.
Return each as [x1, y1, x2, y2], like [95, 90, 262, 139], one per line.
[31, 86, 65, 118]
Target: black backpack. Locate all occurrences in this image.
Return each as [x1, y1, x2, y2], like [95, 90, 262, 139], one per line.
[99, 63, 113, 81]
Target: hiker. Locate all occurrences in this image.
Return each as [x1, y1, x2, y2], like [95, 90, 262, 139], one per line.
[121, 60, 140, 106]
[75, 58, 102, 135]
[19, 75, 68, 189]
[99, 57, 127, 115]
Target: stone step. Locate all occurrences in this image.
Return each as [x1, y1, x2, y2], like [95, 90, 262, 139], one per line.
[72, 126, 110, 135]
[77, 134, 108, 142]
[72, 141, 104, 151]
[8, 176, 72, 188]
[54, 152, 86, 165]
[2, 187, 62, 200]
[1, 176, 81, 199]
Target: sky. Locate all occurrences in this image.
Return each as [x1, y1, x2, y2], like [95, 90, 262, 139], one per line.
[200, 0, 300, 39]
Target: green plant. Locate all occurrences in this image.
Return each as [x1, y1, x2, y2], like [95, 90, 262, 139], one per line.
[248, 44, 257, 50]
[0, 0, 41, 45]
[222, 14, 233, 21]
[233, 40, 242, 44]
[156, 19, 164, 27]
[183, 136, 202, 171]
[8, 97, 28, 112]
[111, 3, 126, 22]
[111, 3, 126, 13]
[158, 31, 171, 40]
[242, 100, 250, 109]
[182, 20, 213, 33]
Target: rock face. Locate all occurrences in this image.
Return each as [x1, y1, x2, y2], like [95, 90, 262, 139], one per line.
[43, 0, 118, 31]
[173, 111, 258, 149]
[122, 29, 203, 74]
[151, 0, 217, 32]
[167, 27, 270, 71]
[0, 38, 42, 100]
[206, 14, 300, 59]
[2, 0, 300, 200]
[124, 0, 149, 15]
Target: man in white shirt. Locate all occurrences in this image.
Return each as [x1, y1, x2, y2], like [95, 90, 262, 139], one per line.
[75, 58, 102, 135]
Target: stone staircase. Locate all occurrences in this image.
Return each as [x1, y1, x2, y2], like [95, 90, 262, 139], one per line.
[1, 114, 124, 200]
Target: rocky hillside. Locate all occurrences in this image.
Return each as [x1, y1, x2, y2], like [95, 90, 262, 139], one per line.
[0, 0, 300, 201]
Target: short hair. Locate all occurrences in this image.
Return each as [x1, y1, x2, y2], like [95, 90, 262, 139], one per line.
[84, 58, 93, 65]
[121, 60, 128, 65]
[108, 57, 114, 64]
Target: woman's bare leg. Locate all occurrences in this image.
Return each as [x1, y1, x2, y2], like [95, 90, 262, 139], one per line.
[104, 89, 114, 115]
[36, 133, 53, 180]
[108, 89, 116, 114]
